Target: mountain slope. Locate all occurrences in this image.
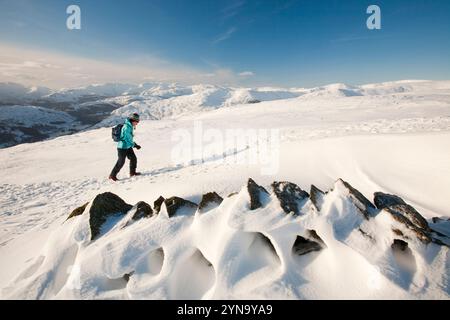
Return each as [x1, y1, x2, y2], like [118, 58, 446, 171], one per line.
[0, 79, 449, 299]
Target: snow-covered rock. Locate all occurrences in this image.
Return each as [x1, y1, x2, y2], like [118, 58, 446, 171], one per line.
[2, 178, 448, 299]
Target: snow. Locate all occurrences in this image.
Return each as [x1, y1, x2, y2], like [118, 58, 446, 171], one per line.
[0, 80, 449, 299]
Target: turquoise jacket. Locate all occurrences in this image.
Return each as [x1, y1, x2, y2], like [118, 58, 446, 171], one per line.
[117, 119, 135, 149]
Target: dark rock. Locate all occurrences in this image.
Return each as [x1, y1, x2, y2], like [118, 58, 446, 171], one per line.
[227, 192, 238, 198]
[164, 196, 198, 217]
[123, 272, 134, 282]
[198, 192, 223, 213]
[374, 192, 430, 231]
[391, 239, 409, 252]
[292, 236, 323, 255]
[310, 185, 325, 211]
[67, 202, 89, 220]
[89, 192, 133, 240]
[153, 196, 165, 214]
[292, 230, 325, 256]
[374, 193, 406, 209]
[374, 192, 433, 244]
[132, 201, 153, 221]
[432, 217, 445, 224]
[389, 210, 431, 243]
[247, 178, 269, 210]
[306, 230, 326, 247]
[392, 228, 405, 237]
[272, 181, 309, 215]
[337, 179, 375, 219]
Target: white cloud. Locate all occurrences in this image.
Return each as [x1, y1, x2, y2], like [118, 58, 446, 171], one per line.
[239, 71, 254, 77]
[0, 43, 256, 89]
[212, 27, 238, 44]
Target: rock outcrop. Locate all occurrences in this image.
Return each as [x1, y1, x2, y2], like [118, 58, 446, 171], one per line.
[198, 192, 223, 213]
[66, 202, 89, 220]
[164, 196, 198, 217]
[153, 196, 165, 214]
[132, 201, 153, 221]
[292, 230, 326, 256]
[247, 178, 269, 210]
[271, 181, 309, 215]
[89, 192, 133, 240]
[374, 192, 432, 243]
[310, 185, 325, 211]
[336, 179, 375, 219]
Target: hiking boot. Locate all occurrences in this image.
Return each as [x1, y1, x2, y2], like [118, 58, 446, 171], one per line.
[130, 172, 142, 177]
[109, 175, 119, 181]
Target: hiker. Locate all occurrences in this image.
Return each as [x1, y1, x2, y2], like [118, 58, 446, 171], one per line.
[109, 113, 142, 181]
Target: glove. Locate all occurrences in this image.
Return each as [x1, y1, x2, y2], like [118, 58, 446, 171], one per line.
[134, 143, 141, 150]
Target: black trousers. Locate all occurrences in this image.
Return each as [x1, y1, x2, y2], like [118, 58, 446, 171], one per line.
[110, 148, 137, 177]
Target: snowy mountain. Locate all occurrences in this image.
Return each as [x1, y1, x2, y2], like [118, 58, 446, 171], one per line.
[2, 80, 450, 148]
[0, 79, 449, 299]
[0, 105, 80, 147]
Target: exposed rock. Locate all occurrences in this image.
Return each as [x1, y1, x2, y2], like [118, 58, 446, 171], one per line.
[432, 217, 446, 224]
[336, 179, 375, 219]
[272, 181, 309, 215]
[292, 230, 326, 256]
[227, 192, 238, 198]
[66, 202, 89, 220]
[247, 178, 269, 210]
[164, 196, 198, 217]
[374, 192, 433, 244]
[306, 229, 326, 247]
[392, 228, 406, 237]
[310, 185, 325, 211]
[374, 193, 406, 209]
[153, 196, 165, 214]
[89, 192, 133, 240]
[374, 192, 429, 231]
[132, 201, 153, 221]
[198, 192, 223, 213]
[123, 272, 134, 282]
[391, 239, 409, 252]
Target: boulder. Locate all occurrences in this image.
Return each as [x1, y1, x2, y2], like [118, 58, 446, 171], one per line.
[292, 230, 326, 256]
[272, 181, 309, 215]
[164, 196, 198, 217]
[66, 202, 89, 220]
[198, 192, 223, 213]
[247, 178, 269, 210]
[374, 192, 432, 243]
[374, 192, 430, 231]
[153, 196, 165, 214]
[89, 192, 133, 240]
[132, 201, 153, 221]
[336, 179, 375, 219]
[310, 185, 325, 211]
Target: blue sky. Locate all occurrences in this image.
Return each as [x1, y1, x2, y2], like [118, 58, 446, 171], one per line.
[1, 0, 450, 88]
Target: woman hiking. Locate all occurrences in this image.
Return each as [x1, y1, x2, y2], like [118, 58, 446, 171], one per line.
[109, 113, 142, 181]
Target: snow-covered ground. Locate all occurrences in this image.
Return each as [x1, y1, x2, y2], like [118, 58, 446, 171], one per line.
[0, 80, 449, 299]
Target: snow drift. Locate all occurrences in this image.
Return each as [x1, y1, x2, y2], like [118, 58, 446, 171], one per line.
[2, 178, 449, 300]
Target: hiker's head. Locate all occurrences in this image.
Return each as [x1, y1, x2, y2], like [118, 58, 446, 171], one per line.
[129, 113, 140, 125]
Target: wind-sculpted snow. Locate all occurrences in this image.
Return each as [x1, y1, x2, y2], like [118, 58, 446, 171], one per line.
[2, 178, 449, 299]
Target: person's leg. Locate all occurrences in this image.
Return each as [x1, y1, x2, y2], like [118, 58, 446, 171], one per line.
[110, 149, 127, 177]
[127, 148, 137, 174]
